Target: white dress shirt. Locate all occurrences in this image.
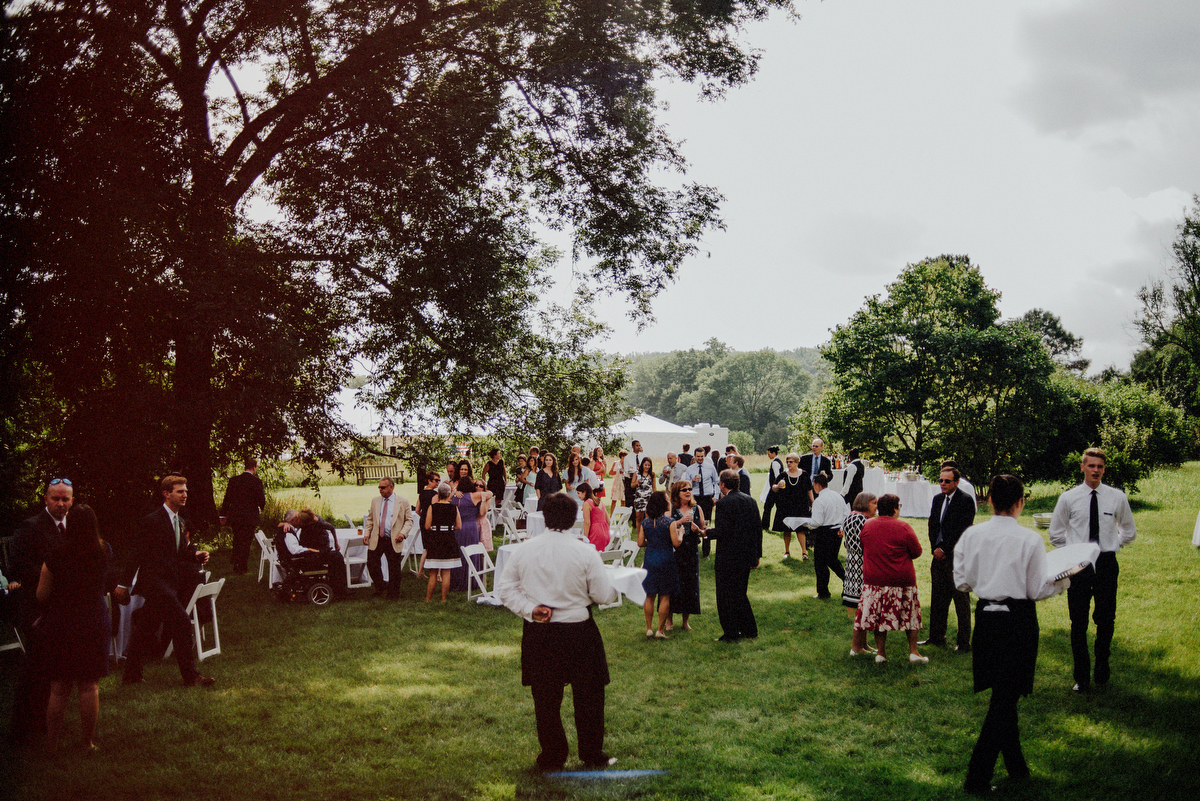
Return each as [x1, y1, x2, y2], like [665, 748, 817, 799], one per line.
[684, 460, 719, 497]
[955, 516, 1064, 602]
[810, 489, 848, 529]
[497, 529, 618, 622]
[1048, 482, 1136, 553]
[281, 528, 308, 556]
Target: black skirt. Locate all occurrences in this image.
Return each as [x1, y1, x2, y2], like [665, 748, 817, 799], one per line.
[972, 598, 1038, 696]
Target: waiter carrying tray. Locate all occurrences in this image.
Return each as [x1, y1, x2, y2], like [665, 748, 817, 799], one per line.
[954, 474, 1072, 795]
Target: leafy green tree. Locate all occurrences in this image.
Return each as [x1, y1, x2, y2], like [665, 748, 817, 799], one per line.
[626, 339, 727, 422]
[0, 0, 791, 531]
[679, 349, 809, 449]
[1017, 308, 1090, 374]
[818, 255, 1001, 471]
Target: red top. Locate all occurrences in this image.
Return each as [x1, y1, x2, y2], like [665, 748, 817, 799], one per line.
[861, 516, 922, 587]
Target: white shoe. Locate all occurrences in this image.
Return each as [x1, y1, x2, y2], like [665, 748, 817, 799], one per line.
[875, 654, 887, 663]
[909, 653, 929, 664]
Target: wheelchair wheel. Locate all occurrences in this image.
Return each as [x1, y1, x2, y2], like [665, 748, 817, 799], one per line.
[307, 581, 334, 606]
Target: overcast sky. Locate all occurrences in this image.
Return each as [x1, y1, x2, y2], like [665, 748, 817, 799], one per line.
[550, 0, 1200, 373]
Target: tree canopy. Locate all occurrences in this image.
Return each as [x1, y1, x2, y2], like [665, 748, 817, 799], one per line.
[0, 0, 793, 531]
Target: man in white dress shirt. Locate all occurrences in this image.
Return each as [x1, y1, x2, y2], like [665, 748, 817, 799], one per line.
[685, 452, 719, 553]
[497, 493, 619, 773]
[955, 474, 1068, 795]
[808, 473, 848, 599]
[1048, 448, 1136, 692]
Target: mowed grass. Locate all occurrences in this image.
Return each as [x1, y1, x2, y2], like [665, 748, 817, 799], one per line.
[2, 467, 1199, 800]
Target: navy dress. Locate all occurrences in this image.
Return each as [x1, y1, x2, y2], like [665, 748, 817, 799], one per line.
[640, 516, 681, 596]
[38, 543, 112, 681]
[669, 508, 702, 615]
[450, 493, 481, 592]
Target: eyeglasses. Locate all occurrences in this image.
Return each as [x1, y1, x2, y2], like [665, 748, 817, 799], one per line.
[49, 478, 72, 486]
[938, 479, 955, 484]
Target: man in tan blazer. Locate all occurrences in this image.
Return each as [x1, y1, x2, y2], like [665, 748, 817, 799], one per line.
[363, 476, 413, 599]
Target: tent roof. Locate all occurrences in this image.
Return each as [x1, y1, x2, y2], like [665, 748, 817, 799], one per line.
[611, 413, 696, 435]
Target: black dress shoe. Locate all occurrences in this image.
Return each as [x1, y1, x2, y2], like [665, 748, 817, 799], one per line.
[715, 635, 740, 643]
[1072, 682, 1089, 694]
[917, 638, 945, 647]
[183, 674, 216, 687]
[955, 644, 971, 654]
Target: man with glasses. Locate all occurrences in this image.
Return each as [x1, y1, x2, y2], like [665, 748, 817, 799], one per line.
[8, 478, 74, 746]
[920, 466, 976, 652]
[684, 450, 719, 555]
[363, 476, 413, 599]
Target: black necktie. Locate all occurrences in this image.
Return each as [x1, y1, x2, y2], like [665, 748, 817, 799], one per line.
[1089, 490, 1100, 543]
[56, 522, 65, 539]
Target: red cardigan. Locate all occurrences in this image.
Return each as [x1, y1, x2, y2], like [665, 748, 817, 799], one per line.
[861, 516, 922, 587]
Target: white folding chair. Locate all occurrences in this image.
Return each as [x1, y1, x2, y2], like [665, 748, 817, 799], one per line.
[619, 539, 640, 567]
[343, 514, 356, 531]
[165, 577, 225, 662]
[597, 551, 628, 609]
[254, 530, 277, 583]
[400, 515, 424, 576]
[605, 528, 625, 552]
[0, 625, 24, 654]
[497, 509, 526, 546]
[341, 535, 372, 589]
[610, 506, 632, 533]
[459, 543, 501, 605]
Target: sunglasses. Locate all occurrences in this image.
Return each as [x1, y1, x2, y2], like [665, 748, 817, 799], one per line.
[938, 479, 955, 484]
[49, 478, 73, 487]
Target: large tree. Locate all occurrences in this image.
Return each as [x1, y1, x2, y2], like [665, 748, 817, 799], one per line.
[0, 0, 792, 531]
[678, 349, 809, 449]
[817, 255, 1002, 472]
[1135, 195, 1200, 418]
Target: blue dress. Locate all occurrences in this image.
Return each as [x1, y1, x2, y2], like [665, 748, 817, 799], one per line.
[450, 493, 481, 592]
[640, 516, 680, 596]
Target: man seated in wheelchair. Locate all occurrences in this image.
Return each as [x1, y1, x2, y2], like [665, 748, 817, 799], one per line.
[275, 508, 349, 600]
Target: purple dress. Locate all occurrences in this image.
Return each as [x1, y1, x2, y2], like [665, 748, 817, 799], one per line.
[449, 494, 481, 592]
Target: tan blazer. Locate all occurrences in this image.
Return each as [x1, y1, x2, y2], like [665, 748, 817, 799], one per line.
[364, 494, 413, 553]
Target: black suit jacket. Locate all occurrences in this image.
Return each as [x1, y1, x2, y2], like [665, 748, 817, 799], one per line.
[800, 453, 832, 483]
[10, 509, 66, 626]
[843, 459, 865, 502]
[710, 490, 762, 573]
[221, 470, 266, 525]
[928, 488, 975, 557]
[122, 507, 203, 599]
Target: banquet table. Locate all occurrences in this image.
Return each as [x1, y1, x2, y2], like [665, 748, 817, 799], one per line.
[886, 476, 935, 518]
[523, 509, 583, 538]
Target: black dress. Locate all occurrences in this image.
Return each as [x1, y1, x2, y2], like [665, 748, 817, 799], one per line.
[37, 543, 112, 682]
[771, 471, 813, 532]
[669, 508, 703, 616]
[423, 503, 462, 570]
[534, 470, 562, 511]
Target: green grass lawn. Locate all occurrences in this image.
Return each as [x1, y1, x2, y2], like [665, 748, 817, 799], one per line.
[3, 467, 1199, 800]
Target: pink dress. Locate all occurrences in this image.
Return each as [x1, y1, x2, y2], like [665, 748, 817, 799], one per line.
[585, 501, 611, 552]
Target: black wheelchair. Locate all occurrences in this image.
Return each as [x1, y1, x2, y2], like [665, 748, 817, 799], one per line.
[271, 542, 338, 606]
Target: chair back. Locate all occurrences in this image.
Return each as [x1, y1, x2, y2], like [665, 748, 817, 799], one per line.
[459, 543, 499, 603]
[619, 539, 640, 567]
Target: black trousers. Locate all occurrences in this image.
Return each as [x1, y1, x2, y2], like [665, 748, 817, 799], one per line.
[1067, 551, 1119, 686]
[929, 557, 972, 647]
[696, 495, 714, 557]
[812, 527, 845, 597]
[367, 544, 403, 597]
[965, 686, 1028, 790]
[230, 521, 256, 573]
[761, 491, 776, 530]
[125, 587, 197, 681]
[715, 567, 757, 639]
[8, 606, 49, 747]
[531, 679, 606, 770]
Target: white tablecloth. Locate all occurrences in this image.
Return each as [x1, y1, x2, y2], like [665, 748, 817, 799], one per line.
[494, 543, 647, 608]
[887, 477, 935, 518]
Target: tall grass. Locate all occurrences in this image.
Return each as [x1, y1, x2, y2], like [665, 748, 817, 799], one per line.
[3, 466, 1199, 800]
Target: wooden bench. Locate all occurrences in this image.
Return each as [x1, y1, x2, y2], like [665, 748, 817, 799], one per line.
[353, 464, 404, 485]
